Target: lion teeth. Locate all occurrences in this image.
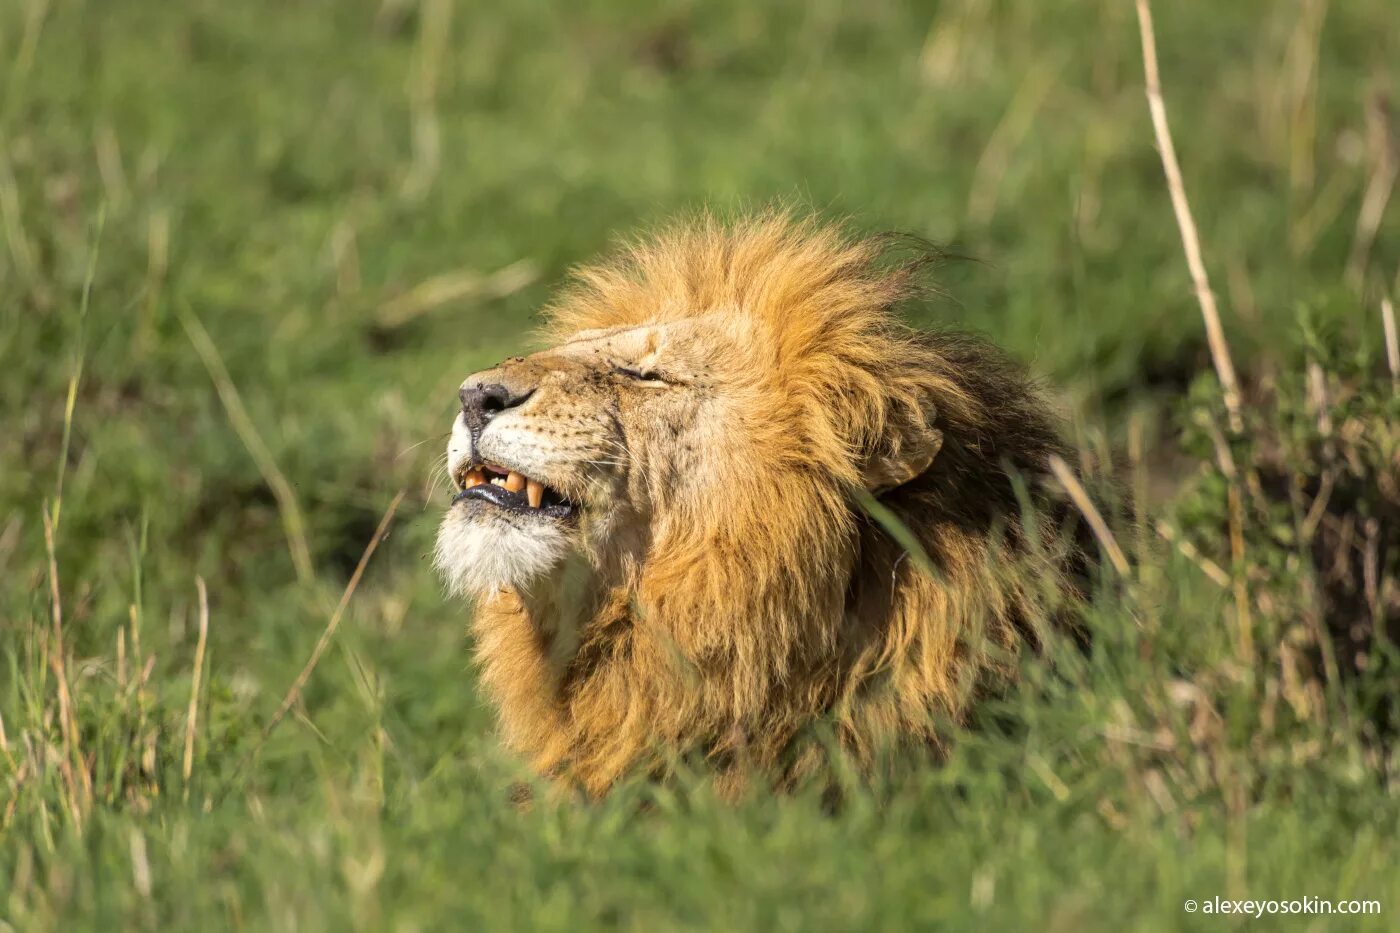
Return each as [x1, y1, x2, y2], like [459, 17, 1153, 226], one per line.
[460, 464, 552, 507]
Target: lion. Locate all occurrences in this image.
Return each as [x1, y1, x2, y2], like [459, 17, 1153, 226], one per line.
[435, 213, 1085, 798]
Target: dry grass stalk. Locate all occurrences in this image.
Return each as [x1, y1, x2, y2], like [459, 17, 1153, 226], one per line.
[128, 603, 143, 669]
[1048, 454, 1130, 576]
[1199, 412, 1239, 481]
[1382, 297, 1399, 393]
[116, 626, 126, 689]
[918, 0, 984, 86]
[42, 505, 91, 818]
[183, 576, 211, 785]
[1133, 0, 1243, 432]
[1362, 518, 1382, 627]
[51, 206, 102, 531]
[1226, 483, 1253, 658]
[1127, 413, 1149, 561]
[0, 708, 14, 772]
[180, 309, 316, 586]
[400, 0, 452, 200]
[1154, 521, 1231, 588]
[1346, 92, 1396, 288]
[263, 489, 405, 742]
[93, 123, 129, 209]
[6, 0, 51, 107]
[1289, 170, 1355, 259]
[128, 828, 153, 899]
[1299, 468, 1336, 543]
[0, 514, 20, 577]
[967, 59, 1057, 226]
[51, 369, 83, 531]
[1198, 409, 1255, 658]
[0, 152, 39, 290]
[376, 258, 540, 329]
[1307, 361, 1332, 436]
[1282, 0, 1328, 200]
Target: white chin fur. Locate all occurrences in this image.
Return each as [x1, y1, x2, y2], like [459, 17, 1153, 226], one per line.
[434, 509, 571, 598]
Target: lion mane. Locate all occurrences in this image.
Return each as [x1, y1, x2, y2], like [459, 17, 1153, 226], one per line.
[444, 213, 1084, 797]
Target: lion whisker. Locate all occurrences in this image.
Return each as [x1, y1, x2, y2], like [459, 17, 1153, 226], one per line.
[398, 433, 452, 461]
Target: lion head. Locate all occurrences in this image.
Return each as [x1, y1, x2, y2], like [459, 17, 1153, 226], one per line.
[435, 214, 1082, 796]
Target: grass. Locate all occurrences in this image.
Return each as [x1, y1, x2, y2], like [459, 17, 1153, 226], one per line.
[2, 0, 1398, 928]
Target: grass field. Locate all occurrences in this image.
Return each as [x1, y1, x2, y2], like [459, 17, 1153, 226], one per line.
[3, 0, 1399, 928]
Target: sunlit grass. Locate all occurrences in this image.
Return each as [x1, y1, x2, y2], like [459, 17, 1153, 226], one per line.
[1, 0, 1397, 928]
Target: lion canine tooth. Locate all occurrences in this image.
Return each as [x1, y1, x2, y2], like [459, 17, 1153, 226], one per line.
[505, 471, 526, 493]
[526, 479, 543, 508]
[464, 469, 484, 489]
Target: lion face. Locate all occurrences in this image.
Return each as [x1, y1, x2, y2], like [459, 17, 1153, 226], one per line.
[435, 317, 732, 599]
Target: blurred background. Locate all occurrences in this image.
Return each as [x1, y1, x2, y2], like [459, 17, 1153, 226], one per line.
[2, 0, 1398, 927]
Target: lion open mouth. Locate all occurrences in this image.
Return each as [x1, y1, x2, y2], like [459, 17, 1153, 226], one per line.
[452, 463, 576, 520]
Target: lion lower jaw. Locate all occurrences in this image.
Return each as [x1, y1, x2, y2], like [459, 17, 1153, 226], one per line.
[434, 512, 573, 598]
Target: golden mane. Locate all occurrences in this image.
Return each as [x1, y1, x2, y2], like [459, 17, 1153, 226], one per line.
[458, 213, 1084, 797]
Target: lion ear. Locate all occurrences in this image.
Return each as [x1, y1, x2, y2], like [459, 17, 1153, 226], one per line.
[864, 415, 943, 494]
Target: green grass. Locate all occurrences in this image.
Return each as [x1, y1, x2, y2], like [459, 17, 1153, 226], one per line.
[3, 0, 1398, 928]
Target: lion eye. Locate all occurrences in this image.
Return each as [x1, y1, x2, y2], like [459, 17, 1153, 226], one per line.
[612, 361, 680, 387]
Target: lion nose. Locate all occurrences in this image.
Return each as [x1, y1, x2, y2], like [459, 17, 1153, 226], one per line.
[459, 380, 534, 433]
